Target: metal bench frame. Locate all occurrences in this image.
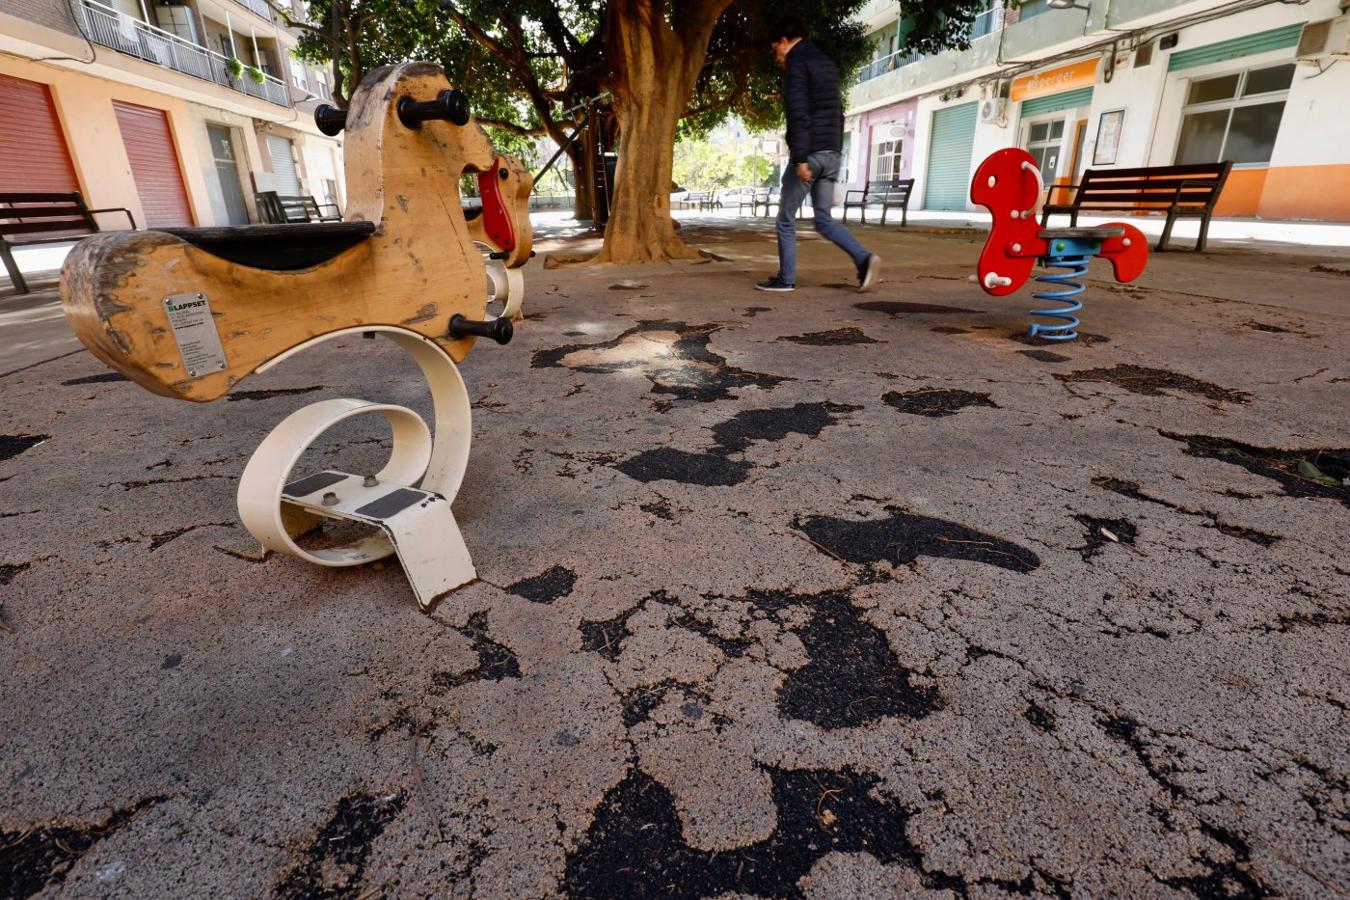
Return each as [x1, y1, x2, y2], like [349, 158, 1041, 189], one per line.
[1039, 161, 1233, 252]
[1, 192, 135, 294]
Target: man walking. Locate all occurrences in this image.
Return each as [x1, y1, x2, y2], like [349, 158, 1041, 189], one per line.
[756, 16, 880, 293]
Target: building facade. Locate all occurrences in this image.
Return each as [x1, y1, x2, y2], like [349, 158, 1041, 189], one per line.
[1, 0, 344, 232]
[845, 0, 1350, 221]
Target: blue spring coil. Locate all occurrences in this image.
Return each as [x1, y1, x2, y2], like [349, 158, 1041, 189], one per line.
[1028, 253, 1089, 341]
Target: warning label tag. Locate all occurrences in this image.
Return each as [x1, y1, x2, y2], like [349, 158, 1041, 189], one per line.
[163, 292, 227, 379]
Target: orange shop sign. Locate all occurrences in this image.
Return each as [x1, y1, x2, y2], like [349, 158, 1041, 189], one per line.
[1010, 58, 1099, 102]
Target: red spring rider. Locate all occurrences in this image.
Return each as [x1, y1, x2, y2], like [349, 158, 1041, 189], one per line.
[971, 148, 1149, 341]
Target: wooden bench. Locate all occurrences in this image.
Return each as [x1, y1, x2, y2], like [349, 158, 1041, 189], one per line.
[843, 177, 915, 226]
[254, 191, 343, 224]
[1, 192, 136, 294]
[739, 188, 770, 216]
[741, 188, 812, 219]
[1039, 162, 1232, 252]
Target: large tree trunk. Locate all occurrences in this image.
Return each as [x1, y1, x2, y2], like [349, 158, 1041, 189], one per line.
[591, 0, 732, 263]
[568, 142, 593, 222]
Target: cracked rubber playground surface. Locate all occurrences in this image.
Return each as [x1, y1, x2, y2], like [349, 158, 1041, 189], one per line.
[2, 222, 1349, 897]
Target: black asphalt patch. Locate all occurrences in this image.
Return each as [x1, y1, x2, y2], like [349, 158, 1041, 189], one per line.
[226, 386, 324, 402]
[1020, 349, 1071, 363]
[506, 565, 577, 604]
[796, 510, 1040, 573]
[274, 793, 405, 898]
[1057, 366, 1250, 403]
[883, 389, 999, 418]
[1074, 515, 1139, 561]
[709, 402, 860, 454]
[614, 448, 753, 486]
[1163, 434, 1350, 507]
[430, 611, 521, 690]
[0, 797, 164, 897]
[565, 768, 927, 899]
[0, 435, 48, 462]
[776, 328, 880, 346]
[777, 592, 940, 728]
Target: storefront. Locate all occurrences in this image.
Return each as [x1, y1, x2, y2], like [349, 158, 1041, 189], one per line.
[858, 98, 919, 185]
[1010, 58, 1099, 190]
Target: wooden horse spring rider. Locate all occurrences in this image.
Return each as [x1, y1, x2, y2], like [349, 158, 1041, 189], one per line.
[60, 63, 533, 610]
[971, 148, 1149, 341]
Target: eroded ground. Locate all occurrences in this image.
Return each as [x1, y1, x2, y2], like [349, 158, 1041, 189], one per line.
[1, 222, 1348, 898]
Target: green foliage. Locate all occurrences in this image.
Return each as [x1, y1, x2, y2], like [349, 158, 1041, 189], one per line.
[896, 2, 989, 55]
[673, 128, 775, 189]
[225, 56, 244, 79]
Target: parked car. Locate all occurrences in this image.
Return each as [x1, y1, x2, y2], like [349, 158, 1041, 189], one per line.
[670, 185, 691, 204]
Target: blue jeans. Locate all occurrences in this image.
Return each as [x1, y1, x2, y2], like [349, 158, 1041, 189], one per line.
[776, 150, 871, 285]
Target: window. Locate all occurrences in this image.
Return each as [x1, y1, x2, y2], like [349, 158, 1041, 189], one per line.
[314, 68, 330, 100]
[1024, 118, 1064, 178]
[871, 140, 903, 181]
[290, 57, 307, 89]
[1175, 63, 1293, 166]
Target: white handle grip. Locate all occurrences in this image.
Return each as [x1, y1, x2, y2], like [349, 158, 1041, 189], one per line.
[984, 272, 1013, 289]
[1020, 160, 1044, 220]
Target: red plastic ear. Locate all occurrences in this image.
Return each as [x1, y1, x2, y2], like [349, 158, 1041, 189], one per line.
[1099, 222, 1148, 283]
[476, 158, 516, 252]
[971, 148, 1045, 296]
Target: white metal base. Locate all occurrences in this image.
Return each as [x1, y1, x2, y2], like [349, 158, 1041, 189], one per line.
[236, 328, 476, 610]
[486, 260, 525, 321]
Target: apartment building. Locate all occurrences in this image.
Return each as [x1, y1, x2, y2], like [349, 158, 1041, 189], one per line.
[845, 0, 1350, 220]
[0, 0, 344, 230]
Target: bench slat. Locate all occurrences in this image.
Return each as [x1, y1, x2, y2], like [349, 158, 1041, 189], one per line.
[0, 192, 87, 204]
[1082, 163, 1229, 179]
[1077, 178, 1223, 191]
[1073, 191, 1220, 203]
[1, 221, 97, 237]
[0, 206, 97, 220]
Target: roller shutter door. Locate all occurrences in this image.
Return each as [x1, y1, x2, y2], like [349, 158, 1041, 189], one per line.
[113, 101, 193, 227]
[0, 74, 80, 193]
[267, 135, 302, 195]
[923, 102, 978, 211]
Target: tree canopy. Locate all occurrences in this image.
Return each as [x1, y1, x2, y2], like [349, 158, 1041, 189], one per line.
[279, 0, 986, 261]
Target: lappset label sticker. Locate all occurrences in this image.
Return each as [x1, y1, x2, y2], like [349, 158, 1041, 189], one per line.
[163, 292, 227, 379]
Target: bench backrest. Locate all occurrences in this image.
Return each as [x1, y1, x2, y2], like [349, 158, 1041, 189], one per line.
[1073, 162, 1232, 211]
[865, 177, 915, 195]
[0, 192, 98, 244]
[255, 192, 334, 224]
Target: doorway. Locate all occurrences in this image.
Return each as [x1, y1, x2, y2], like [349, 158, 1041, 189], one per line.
[207, 124, 249, 225]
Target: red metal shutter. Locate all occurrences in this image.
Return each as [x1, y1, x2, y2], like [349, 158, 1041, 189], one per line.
[0, 74, 80, 194]
[113, 101, 193, 227]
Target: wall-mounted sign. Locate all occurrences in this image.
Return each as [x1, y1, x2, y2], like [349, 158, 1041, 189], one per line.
[1093, 109, 1125, 166]
[1010, 58, 1100, 102]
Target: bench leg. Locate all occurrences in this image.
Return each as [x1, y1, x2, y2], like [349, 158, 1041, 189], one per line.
[1, 244, 29, 295]
[1157, 209, 1177, 252]
[901, 203, 908, 227]
[1195, 212, 1212, 253]
[1039, 207, 1050, 227]
[880, 203, 888, 227]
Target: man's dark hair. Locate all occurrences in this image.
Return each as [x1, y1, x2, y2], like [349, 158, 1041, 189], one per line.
[770, 15, 808, 42]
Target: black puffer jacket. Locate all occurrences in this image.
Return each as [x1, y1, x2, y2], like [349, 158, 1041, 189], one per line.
[783, 40, 844, 165]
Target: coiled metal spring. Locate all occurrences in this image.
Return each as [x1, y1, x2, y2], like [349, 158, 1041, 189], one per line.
[1029, 253, 1088, 341]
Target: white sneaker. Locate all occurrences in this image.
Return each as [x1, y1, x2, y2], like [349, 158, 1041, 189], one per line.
[858, 254, 881, 293]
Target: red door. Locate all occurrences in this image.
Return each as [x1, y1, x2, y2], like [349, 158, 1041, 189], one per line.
[0, 74, 80, 193]
[113, 101, 193, 227]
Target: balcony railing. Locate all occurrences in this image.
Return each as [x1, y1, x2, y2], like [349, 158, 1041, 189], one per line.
[856, 3, 1007, 84]
[72, 0, 291, 107]
[856, 48, 926, 83]
[969, 4, 1006, 40]
[232, 0, 273, 21]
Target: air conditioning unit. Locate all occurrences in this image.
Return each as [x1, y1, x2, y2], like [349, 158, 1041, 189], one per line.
[979, 98, 1008, 127]
[1297, 15, 1350, 63]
